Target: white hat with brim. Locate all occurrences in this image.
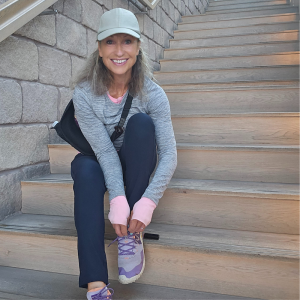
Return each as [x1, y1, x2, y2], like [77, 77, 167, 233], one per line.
[97, 8, 141, 41]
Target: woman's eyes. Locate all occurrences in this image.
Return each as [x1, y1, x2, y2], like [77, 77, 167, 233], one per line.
[106, 40, 113, 44]
[124, 39, 132, 44]
[105, 39, 132, 45]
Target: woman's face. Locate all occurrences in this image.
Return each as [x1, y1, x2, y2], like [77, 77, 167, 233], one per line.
[98, 33, 140, 79]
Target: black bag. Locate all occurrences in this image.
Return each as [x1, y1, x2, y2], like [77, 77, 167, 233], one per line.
[51, 94, 133, 156]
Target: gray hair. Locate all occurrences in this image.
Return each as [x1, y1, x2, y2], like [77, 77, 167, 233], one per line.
[70, 39, 153, 100]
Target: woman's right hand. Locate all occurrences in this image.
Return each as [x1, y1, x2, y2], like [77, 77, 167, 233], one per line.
[112, 223, 128, 237]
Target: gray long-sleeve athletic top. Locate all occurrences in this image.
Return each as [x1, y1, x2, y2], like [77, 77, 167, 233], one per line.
[72, 77, 177, 205]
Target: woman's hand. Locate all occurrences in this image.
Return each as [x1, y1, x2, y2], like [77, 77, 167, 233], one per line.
[112, 223, 128, 237]
[128, 211, 146, 234]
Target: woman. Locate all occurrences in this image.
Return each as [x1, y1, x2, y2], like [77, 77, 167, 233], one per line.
[71, 8, 177, 300]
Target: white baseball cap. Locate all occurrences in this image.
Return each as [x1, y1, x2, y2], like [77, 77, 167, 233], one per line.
[97, 8, 141, 41]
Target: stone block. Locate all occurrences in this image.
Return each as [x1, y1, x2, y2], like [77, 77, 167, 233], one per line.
[87, 29, 98, 57]
[149, 6, 157, 21]
[52, 0, 64, 13]
[155, 43, 164, 60]
[113, 0, 128, 9]
[140, 34, 149, 53]
[21, 82, 58, 123]
[128, 2, 144, 33]
[161, 0, 170, 13]
[0, 125, 49, 172]
[15, 15, 56, 46]
[164, 16, 175, 36]
[63, 0, 82, 22]
[180, 1, 186, 15]
[153, 23, 164, 46]
[148, 39, 156, 61]
[162, 29, 170, 48]
[151, 60, 160, 72]
[0, 79, 22, 124]
[144, 15, 153, 39]
[39, 46, 71, 87]
[58, 87, 73, 120]
[185, 6, 192, 15]
[174, 8, 181, 23]
[71, 55, 86, 85]
[168, 1, 175, 22]
[0, 36, 38, 80]
[98, 0, 113, 10]
[82, 0, 103, 32]
[56, 14, 87, 57]
[189, 0, 197, 14]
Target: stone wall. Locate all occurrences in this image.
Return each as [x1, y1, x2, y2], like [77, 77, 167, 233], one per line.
[0, 0, 209, 221]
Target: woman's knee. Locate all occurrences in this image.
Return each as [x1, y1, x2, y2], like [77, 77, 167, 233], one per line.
[126, 113, 155, 137]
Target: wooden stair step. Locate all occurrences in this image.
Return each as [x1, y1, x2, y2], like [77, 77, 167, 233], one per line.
[170, 30, 298, 49]
[174, 21, 299, 39]
[181, 6, 299, 22]
[48, 143, 299, 184]
[206, 0, 288, 12]
[0, 265, 260, 300]
[178, 13, 299, 31]
[204, 4, 293, 15]
[164, 41, 299, 59]
[0, 213, 298, 299]
[160, 52, 299, 72]
[21, 173, 299, 234]
[155, 65, 299, 85]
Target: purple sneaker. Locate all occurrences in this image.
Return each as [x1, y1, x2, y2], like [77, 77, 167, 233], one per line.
[86, 283, 114, 300]
[109, 231, 145, 284]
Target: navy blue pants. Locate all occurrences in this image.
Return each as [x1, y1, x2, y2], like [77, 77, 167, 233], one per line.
[70, 113, 157, 289]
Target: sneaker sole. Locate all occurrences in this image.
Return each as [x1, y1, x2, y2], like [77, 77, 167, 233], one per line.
[118, 234, 145, 284]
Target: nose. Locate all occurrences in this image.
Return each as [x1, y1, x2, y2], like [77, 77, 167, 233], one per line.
[115, 42, 124, 57]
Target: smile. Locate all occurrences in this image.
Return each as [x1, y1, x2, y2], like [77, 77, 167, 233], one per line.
[111, 59, 128, 66]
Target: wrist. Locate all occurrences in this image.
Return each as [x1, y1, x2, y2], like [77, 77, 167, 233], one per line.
[108, 196, 130, 226]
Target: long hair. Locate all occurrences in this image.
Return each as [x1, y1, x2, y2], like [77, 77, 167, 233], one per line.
[70, 39, 153, 99]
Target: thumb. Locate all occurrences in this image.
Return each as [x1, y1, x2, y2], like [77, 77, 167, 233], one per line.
[128, 219, 138, 233]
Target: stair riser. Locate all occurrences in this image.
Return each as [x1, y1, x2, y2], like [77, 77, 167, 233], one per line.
[175, 148, 299, 184]
[0, 233, 298, 299]
[165, 42, 299, 60]
[21, 181, 299, 234]
[155, 66, 299, 85]
[209, 0, 287, 7]
[178, 14, 299, 31]
[181, 6, 299, 22]
[167, 88, 299, 114]
[48, 146, 300, 184]
[170, 31, 298, 49]
[206, 1, 288, 12]
[160, 53, 299, 72]
[174, 22, 298, 40]
[172, 115, 299, 145]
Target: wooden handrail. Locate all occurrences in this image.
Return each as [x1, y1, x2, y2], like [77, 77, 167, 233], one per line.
[0, 0, 58, 43]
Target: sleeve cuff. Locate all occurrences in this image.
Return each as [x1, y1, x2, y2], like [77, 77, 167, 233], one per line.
[132, 197, 157, 227]
[108, 196, 130, 226]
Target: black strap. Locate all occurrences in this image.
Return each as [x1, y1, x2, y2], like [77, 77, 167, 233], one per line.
[110, 93, 133, 142]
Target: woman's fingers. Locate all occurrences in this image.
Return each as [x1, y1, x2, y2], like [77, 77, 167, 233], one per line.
[128, 219, 146, 233]
[113, 224, 127, 237]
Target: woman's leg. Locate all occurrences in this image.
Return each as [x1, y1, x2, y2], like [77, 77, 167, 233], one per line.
[71, 153, 108, 289]
[118, 113, 157, 210]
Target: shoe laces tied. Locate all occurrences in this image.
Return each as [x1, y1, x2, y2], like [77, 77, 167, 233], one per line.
[90, 283, 114, 300]
[108, 232, 139, 255]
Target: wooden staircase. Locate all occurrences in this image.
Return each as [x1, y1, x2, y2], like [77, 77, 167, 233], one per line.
[0, 0, 299, 299]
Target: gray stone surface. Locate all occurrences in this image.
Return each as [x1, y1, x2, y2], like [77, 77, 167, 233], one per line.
[113, 0, 128, 9]
[15, 15, 56, 46]
[154, 22, 164, 46]
[148, 39, 156, 61]
[71, 55, 86, 81]
[56, 14, 87, 57]
[98, 0, 113, 10]
[87, 28, 98, 57]
[39, 46, 71, 87]
[0, 162, 50, 221]
[0, 79, 22, 124]
[82, 0, 103, 32]
[155, 43, 164, 60]
[63, 0, 82, 22]
[21, 82, 58, 123]
[144, 15, 154, 39]
[58, 87, 73, 119]
[0, 36, 38, 80]
[52, 0, 64, 13]
[0, 125, 49, 171]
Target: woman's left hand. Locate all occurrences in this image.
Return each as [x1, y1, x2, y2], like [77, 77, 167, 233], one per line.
[127, 211, 146, 234]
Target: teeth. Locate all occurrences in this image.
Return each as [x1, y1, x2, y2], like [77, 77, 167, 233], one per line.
[113, 59, 127, 64]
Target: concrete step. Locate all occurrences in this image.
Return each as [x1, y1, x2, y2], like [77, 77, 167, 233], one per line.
[21, 173, 299, 234]
[48, 143, 300, 184]
[0, 265, 261, 300]
[155, 65, 299, 85]
[166, 85, 299, 114]
[206, 0, 288, 12]
[0, 213, 298, 299]
[170, 30, 298, 49]
[160, 52, 299, 72]
[178, 13, 299, 31]
[173, 21, 299, 39]
[181, 6, 299, 22]
[172, 112, 299, 145]
[165, 41, 299, 59]
[208, 0, 287, 7]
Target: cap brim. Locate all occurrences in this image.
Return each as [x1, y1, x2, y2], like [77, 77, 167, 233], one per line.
[97, 28, 140, 41]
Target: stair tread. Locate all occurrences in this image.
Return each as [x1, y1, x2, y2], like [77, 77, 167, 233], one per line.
[0, 213, 298, 259]
[0, 265, 262, 300]
[22, 173, 299, 199]
[181, 12, 299, 25]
